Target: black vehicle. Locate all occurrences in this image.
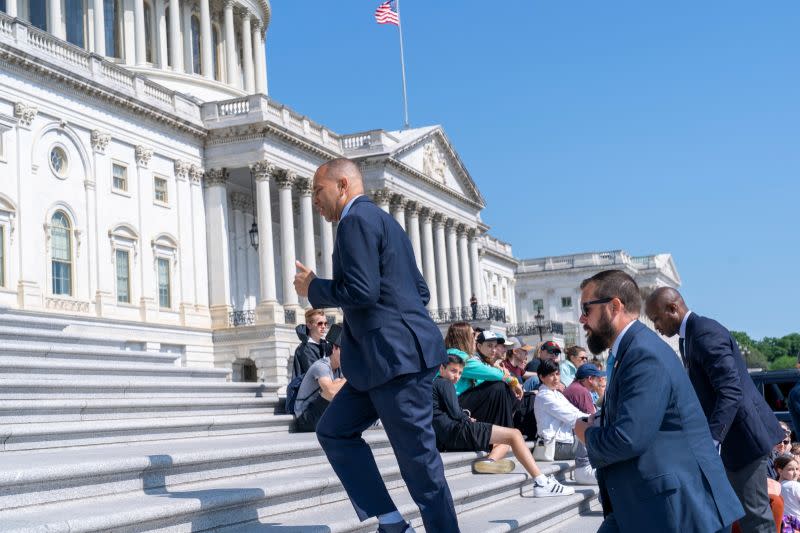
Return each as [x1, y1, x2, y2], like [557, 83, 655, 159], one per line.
[749, 368, 800, 433]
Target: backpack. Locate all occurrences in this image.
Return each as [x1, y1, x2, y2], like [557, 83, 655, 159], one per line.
[284, 374, 305, 415]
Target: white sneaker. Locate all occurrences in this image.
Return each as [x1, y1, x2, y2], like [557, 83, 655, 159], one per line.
[574, 464, 597, 485]
[533, 475, 575, 497]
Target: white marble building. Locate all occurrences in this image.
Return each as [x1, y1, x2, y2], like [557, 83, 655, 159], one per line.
[0, 4, 518, 383]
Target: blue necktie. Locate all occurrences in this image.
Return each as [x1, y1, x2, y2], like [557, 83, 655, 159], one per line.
[606, 350, 615, 387]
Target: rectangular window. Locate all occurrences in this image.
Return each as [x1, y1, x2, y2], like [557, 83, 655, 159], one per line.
[112, 163, 128, 191]
[115, 249, 130, 303]
[0, 226, 5, 287]
[153, 176, 168, 204]
[532, 298, 544, 312]
[561, 296, 572, 308]
[157, 258, 171, 308]
[51, 225, 72, 296]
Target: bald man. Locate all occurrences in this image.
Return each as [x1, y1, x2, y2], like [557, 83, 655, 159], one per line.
[646, 287, 783, 533]
[294, 158, 458, 533]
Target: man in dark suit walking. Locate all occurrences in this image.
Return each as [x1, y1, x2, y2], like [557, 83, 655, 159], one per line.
[574, 270, 742, 533]
[294, 158, 458, 533]
[646, 287, 784, 533]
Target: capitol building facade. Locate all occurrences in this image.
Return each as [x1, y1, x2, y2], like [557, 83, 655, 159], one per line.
[0, 2, 678, 383]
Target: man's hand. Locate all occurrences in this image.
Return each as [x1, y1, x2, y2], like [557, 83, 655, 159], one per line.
[574, 418, 589, 444]
[294, 260, 316, 297]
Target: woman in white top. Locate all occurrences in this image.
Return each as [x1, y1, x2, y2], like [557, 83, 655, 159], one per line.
[533, 358, 596, 488]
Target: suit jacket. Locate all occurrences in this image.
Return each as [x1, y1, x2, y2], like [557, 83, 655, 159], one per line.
[684, 313, 784, 471]
[308, 196, 446, 391]
[586, 321, 743, 533]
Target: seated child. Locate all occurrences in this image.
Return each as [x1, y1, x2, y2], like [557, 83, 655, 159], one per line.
[432, 354, 574, 497]
[775, 455, 800, 532]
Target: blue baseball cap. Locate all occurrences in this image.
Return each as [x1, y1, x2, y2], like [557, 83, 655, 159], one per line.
[575, 364, 603, 380]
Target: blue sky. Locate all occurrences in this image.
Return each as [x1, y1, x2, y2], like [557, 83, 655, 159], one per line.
[266, 1, 799, 339]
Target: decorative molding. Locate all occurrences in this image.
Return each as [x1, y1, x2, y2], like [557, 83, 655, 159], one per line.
[456, 223, 468, 236]
[391, 194, 407, 211]
[204, 168, 228, 187]
[422, 140, 447, 184]
[371, 188, 392, 206]
[135, 146, 153, 168]
[206, 123, 341, 160]
[190, 165, 204, 184]
[405, 200, 419, 216]
[13, 102, 38, 127]
[445, 218, 457, 231]
[250, 160, 276, 182]
[294, 177, 312, 196]
[90, 130, 111, 154]
[419, 206, 434, 222]
[174, 160, 192, 181]
[275, 169, 296, 189]
[45, 297, 90, 313]
[432, 212, 445, 225]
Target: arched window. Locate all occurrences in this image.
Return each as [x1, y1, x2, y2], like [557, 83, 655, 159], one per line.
[65, 0, 85, 47]
[104, 0, 123, 59]
[29, 0, 47, 31]
[144, 1, 153, 63]
[50, 211, 72, 296]
[191, 15, 201, 74]
[212, 25, 220, 81]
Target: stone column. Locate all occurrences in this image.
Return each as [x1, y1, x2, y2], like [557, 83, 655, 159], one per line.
[373, 188, 391, 213]
[319, 212, 333, 279]
[182, 3, 192, 73]
[391, 195, 406, 230]
[241, 12, 255, 93]
[253, 21, 267, 94]
[468, 229, 483, 303]
[174, 160, 196, 324]
[48, 0, 64, 39]
[189, 166, 209, 314]
[406, 201, 422, 272]
[154, 0, 166, 67]
[14, 104, 41, 309]
[457, 224, 471, 307]
[251, 161, 282, 324]
[244, 210, 259, 310]
[92, 0, 105, 55]
[169, 0, 182, 71]
[89, 131, 111, 314]
[420, 208, 438, 310]
[433, 214, 450, 310]
[445, 219, 462, 309]
[6, 0, 17, 17]
[277, 170, 298, 310]
[204, 168, 233, 327]
[231, 193, 250, 310]
[135, 146, 155, 320]
[223, 1, 239, 87]
[296, 177, 317, 274]
[134, 0, 146, 64]
[199, 0, 213, 78]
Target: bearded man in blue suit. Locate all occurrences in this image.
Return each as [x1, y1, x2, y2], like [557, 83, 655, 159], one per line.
[573, 270, 743, 533]
[294, 158, 458, 533]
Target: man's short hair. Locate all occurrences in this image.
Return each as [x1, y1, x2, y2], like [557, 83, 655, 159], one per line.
[580, 269, 641, 315]
[305, 308, 325, 324]
[537, 358, 559, 378]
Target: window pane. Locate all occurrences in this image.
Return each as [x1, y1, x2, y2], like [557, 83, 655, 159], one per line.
[51, 213, 71, 262]
[532, 299, 544, 311]
[154, 177, 167, 203]
[104, 0, 121, 58]
[561, 297, 572, 308]
[65, 0, 85, 47]
[0, 0, 7, 14]
[52, 261, 72, 295]
[113, 164, 127, 191]
[157, 258, 170, 308]
[30, 0, 47, 31]
[116, 249, 130, 303]
[0, 226, 5, 287]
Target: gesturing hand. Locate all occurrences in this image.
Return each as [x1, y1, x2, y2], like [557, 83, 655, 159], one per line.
[293, 260, 316, 297]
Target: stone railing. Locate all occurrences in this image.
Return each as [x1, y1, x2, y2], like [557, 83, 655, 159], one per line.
[202, 95, 341, 152]
[228, 310, 255, 327]
[518, 250, 634, 273]
[430, 305, 507, 324]
[0, 13, 203, 126]
[340, 130, 390, 153]
[506, 320, 565, 338]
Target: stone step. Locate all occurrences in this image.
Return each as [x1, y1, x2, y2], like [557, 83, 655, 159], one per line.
[0, 339, 182, 366]
[0, 442, 560, 533]
[0, 378, 278, 399]
[0, 412, 295, 451]
[0, 358, 230, 382]
[0, 431, 387, 510]
[0, 324, 128, 349]
[0, 396, 281, 423]
[0, 308, 76, 330]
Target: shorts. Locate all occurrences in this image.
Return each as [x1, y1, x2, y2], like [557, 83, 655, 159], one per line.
[438, 420, 493, 453]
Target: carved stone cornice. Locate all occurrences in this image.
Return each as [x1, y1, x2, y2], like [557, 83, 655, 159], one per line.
[250, 160, 276, 182]
[230, 192, 252, 211]
[371, 188, 392, 206]
[14, 102, 38, 127]
[275, 170, 296, 190]
[135, 146, 153, 168]
[90, 130, 110, 154]
[205, 168, 229, 187]
[190, 165, 204, 184]
[295, 177, 312, 196]
[174, 160, 192, 181]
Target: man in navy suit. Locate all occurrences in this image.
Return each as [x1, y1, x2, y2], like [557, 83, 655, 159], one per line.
[573, 270, 743, 533]
[646, 287, 784, 533]
[294, 158, 458, 533]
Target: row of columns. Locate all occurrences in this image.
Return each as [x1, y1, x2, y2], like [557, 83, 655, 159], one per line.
[372, 190, 484, 312]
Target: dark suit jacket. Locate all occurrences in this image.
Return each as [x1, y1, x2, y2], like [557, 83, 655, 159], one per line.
[685, 313, 785, 471]
[586, 321, 743, 532]
[308, 196, 446, 391]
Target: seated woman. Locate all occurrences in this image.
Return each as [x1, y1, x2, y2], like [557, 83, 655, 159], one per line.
[433, 353, 574, 497]
[445, 323, 522, 430]
[533, 359, 596, 485]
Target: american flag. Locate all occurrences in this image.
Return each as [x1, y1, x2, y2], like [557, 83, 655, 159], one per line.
[374, 1, 399, 26]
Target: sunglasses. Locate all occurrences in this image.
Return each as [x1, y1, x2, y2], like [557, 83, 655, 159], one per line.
[316, 321, 328, 327]
[581, 297, 614, 317]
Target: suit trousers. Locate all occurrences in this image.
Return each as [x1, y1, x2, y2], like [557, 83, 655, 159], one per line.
[316, 366, 460, 533]
[726, 454, 775, 533]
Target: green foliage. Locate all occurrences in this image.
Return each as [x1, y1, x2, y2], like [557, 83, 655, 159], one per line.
[732, 330, 800, 368]
[770, 355, 798, 371]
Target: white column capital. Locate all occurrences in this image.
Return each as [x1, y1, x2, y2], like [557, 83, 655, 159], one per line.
[14, 102, 38, 128]
[135, 146, 153, 168]
[204, 168, 229, 187]
[295, 177, 313, 197]
[250, 160, 277, 182]
[91, 130, 111, 154]
[174, 160, 192, 181]
[275, 170, 296, 189]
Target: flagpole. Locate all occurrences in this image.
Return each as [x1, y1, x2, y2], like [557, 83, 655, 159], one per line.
[396, 0, 410, 129]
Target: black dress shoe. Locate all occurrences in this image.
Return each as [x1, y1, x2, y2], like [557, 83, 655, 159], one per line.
[376, 521, 414, 533]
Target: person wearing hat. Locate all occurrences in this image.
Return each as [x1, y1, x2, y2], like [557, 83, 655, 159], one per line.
[563, 364, 603, 420]
[501, 337, 536, 381]
[523, 341, 563, 392]
[293, 323, 346, 433]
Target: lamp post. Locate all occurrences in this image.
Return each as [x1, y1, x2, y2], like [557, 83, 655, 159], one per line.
[534, 305, 545, 342]
[248, 168, 258, 250]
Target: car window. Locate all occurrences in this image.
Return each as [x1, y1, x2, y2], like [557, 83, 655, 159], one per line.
[764, 381, 795, 411]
